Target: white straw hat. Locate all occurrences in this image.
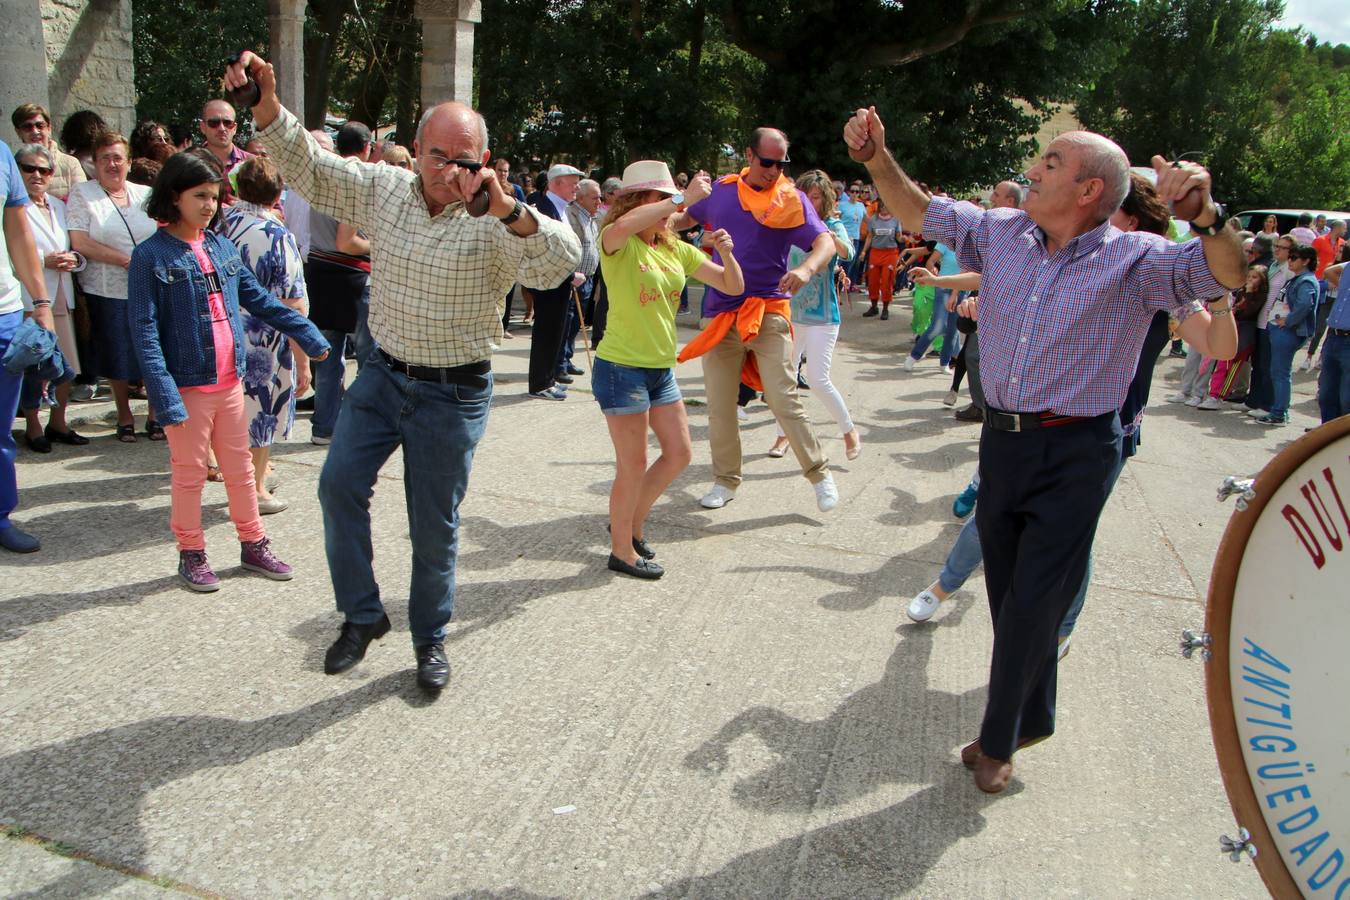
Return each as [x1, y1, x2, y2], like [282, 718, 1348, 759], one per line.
[619, 160, 679, 195]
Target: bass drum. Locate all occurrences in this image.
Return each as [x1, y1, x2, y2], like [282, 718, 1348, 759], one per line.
[1205, 415, 1350, 899]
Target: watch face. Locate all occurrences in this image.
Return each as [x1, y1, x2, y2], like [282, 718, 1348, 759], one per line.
[670, 192, 684, 206]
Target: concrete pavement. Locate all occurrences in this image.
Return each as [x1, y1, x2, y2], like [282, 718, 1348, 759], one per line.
[3, 291, 1316, 897]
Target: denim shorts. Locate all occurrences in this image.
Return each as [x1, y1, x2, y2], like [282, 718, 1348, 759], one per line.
[592, 358, 681, 416]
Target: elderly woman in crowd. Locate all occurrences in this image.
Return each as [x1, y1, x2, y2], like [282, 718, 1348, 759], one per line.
[219, 157, 313, 514]
[66, 131, 159, 441]
[59, 110, 107, 180]
[14, 144, 88, 451]
[11, 103, 86, 200]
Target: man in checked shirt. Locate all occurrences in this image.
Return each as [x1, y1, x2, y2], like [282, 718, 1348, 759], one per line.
[225, 53, 581, 693]
[844, 107, 1246, 793]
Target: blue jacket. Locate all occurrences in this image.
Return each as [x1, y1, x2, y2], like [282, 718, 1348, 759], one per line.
[128, 228, 330, 426]
[1277, 271, 1319, 339]
[0, 317, 75, 384]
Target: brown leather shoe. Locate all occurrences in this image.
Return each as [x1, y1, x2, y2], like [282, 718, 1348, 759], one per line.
[974, 753, 1013, 793]
[961, 734, 1050, 769]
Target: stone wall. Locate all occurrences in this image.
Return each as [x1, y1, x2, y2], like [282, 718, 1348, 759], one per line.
[0, 0, 135, 143]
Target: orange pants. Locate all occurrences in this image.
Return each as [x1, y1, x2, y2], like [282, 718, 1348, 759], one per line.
[163, 383, 265, 551]
[867, 247, 900, 305]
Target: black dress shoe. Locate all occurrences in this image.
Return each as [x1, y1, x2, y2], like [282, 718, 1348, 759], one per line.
[554, 373, 574, 384]
[566, 363, 585, 376]
[608, 553, 664, 579]
[295, 395, 316, 411]
[323, 614, 392, 674]
[415, 642, 450, 690]
[44, 425, 89, 446]
[607, 524, 655, 560]
[24, 434, 52, 453]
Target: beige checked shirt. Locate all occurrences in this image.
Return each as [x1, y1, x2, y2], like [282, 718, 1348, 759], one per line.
[261, 107, 580, 366]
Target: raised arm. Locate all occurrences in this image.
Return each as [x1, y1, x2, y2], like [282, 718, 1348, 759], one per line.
[1151, 154, 1246, 290]
[842, 107, 931, 234]
[602, 174, 711, 255]
[1176, 296, 1238, 360]
[693, 229, 744, 297]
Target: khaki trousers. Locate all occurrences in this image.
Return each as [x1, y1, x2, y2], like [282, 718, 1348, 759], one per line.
[701, 312, 828, 489]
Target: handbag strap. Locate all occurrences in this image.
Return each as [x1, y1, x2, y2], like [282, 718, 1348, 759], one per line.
[103, 187, 140, 249]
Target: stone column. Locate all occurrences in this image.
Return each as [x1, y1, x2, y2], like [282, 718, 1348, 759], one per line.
[417, 0, 480, 108]
[268, 0, 307, 121]
[0, 0, 51, 130]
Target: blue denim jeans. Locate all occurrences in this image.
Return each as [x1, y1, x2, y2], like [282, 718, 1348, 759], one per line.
[1, 311, 24, 531]
[938, 513, 983, 594]
[1267, 325, 1307, 420]
[847, 238, 866, 284]
[312, 287, 374, 438]
[1318, 332, 1350, 423]
[318, 356, 492, 645]
[911, 288, 962, 367]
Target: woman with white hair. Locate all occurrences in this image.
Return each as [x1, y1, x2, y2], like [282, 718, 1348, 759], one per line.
[15, 143, 88, 451]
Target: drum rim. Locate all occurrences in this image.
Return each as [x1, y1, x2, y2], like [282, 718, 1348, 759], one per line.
[1205, 414, 1350, 900]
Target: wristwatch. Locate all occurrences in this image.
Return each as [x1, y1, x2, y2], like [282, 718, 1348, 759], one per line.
[498, 200, 524, 225]
[1189, 202, 1227, 236]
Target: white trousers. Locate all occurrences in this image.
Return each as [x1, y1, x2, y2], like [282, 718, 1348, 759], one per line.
[776, 322, 855, 437]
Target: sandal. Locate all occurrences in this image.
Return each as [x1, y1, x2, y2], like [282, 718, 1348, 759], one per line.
[145, 420, 166, 441]
[116, 423, 138, 443]
[206, 464, 225, 483]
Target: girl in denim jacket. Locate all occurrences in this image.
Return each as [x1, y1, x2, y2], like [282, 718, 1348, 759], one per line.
[129, 153, 330, 591]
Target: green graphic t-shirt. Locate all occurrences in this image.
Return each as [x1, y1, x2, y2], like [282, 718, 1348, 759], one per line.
[597, 226, 707, 369]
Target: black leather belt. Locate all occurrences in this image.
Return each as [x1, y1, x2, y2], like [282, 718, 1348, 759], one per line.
[1330, 327, 1350, 338]
[378, 349, 490, 383]
[985, 409, 1104, 432]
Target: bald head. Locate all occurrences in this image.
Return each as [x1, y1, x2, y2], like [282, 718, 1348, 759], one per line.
[416, 102, 489, 155]
[992, 180, 1023, 209]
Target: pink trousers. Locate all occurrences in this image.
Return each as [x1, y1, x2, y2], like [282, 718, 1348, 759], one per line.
[163, 384, 265, 551]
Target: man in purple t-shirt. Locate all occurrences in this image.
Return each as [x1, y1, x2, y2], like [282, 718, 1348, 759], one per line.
[675, 127, 841, 512]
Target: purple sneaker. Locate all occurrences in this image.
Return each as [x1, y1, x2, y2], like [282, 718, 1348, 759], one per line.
[240, 537, 294, 580]
[179, 549, 221, 592]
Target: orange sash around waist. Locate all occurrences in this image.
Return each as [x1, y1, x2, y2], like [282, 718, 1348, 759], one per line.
[677, 297, 792, 392]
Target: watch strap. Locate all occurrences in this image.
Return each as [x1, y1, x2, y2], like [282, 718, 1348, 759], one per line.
[499, 200, 524, 226]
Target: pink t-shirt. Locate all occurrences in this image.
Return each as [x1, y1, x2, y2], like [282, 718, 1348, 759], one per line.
[186, 235, 240, 392]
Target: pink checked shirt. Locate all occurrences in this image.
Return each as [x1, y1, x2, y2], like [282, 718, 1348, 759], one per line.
[922, 197, 1226, 417]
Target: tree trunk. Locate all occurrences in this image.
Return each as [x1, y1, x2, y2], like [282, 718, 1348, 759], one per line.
[675, 0, 707, 174]
[303, 0, 354, 129]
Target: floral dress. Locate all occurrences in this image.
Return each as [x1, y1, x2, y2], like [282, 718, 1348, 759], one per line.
[220, 202, 307, 448]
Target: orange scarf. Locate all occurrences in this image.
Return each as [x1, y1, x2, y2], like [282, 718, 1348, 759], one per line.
[677, 297, 792, 391]
[722, 169, 806, 230]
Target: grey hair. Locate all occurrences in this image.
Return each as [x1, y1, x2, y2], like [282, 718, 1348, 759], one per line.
[1059, 132, 1129, 222]
[577, 178, 601, 196]
[996, 181, 1024, 207]
[600, 176, 623, 196]
[416, 104, 489, 153]
[15, 143, 54, 168]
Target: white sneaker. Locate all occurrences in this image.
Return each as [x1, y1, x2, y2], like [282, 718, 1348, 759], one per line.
[1197, 396, 1223, 410]
[1165, 392, 1189, 403]
[942, 390, 958, 407]
[813, 473, 839, 512]
[903, 356, 916, 372]
[907, 589, 941, 622]
[1224, 400, 1249, 410]
[700, 484, 735, 509]
[1184, 395, 1204, 407]
[942, 364, 955, 376]
[311, 434, 332, 446]
[737, 407, 749, 422]
[1057, 634, 1073, 661]
[1300, 356, 1313, 372]
[1246, 407, 1268, 418]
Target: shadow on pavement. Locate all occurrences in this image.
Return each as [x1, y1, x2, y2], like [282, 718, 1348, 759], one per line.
[0, 672, 413, 899]
[0, 575, 182, 642]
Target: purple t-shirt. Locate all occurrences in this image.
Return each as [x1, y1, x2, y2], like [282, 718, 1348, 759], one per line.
[686, 180, 828, 315]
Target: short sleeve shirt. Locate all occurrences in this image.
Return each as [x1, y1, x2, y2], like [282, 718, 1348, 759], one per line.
[0, 145, 31, 314]
[866, 215, 899, 249]
[837, 198, 866, 241]
[685, 180, 828, 315]
[788, 217, 853, 326]
[597, 227, 707, 368]
[65, 180, 156, 299]
[934, 242, 961, 275]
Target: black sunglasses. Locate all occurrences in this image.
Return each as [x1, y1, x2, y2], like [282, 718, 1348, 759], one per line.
[205, 117, 236, 129]
[19, 163, 53, 176]
[753, 150, 790, 169]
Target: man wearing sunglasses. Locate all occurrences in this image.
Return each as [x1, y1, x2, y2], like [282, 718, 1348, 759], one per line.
[225, 50, 580, 694]
[199, 99, 254, 174]
[673, 127, 841, 513]
[10, 104, 86, 201]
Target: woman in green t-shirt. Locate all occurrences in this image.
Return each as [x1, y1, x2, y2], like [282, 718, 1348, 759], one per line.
[595, 161, 744, 580]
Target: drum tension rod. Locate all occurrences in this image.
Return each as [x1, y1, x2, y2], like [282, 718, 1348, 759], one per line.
[1180, 629, 1211, 661]
[1220, 828, 1258, 863]
[1216, 476, 1257, 511]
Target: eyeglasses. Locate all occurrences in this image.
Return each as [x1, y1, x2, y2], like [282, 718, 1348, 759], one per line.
[423, 155, 482, 173]
[205, 118, 236, 129]
[19, 119, 50, 132]
[1276, 243, 1292, 250]
[96, 154, 127, 165]
[753, 151, 790, 169]
[19, 163, 53, 176]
